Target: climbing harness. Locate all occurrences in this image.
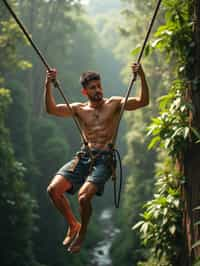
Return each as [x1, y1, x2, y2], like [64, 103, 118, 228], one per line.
[2, 0, 162, 208]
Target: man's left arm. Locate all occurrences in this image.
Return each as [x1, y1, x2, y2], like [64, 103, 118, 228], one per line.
[121, 63, 149, 110]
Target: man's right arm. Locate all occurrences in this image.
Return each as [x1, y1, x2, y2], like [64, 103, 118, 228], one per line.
[44, 69, 76, 117]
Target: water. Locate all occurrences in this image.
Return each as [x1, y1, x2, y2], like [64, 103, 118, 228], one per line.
[89, 208, 120, 266]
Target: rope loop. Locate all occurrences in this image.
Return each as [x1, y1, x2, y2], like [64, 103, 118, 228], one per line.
[112, 148, 123, 208]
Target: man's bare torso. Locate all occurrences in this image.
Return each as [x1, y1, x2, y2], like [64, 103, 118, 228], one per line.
[46, 64, 149, 150]
[74, 97, 121, 150]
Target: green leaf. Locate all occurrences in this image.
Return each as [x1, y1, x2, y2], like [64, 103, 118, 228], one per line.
[132, 221, 144, 230]
[162, 217, 168, 225]
[184, 127, 190, 139]
[191, 127, 200, 140]
[179, 66, 185, 73]
[193, 206, 200, 212]
[163, 208, 168, 216]
[173, 199, 180, 208]
[131, 45, 141, 56]
[144, 44, 150, 56]
[151, 38, 163, 48]
[164, 138, 171, 149]
[148, 136, 161, 150]
[140, 222, 150, 235]
[171, 128, 183, 138]
[169, 225, 176, 235]
[192, 240, 200, 249]
[17, 60, 32, 70]
[194, 221, 200, 227]
[143, 211, 153, 220]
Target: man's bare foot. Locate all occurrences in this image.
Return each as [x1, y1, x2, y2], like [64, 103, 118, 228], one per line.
[62, 222, 81, 246]
[67, 231, 85, 253]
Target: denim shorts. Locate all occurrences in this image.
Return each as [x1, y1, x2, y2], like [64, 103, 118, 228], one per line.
[56, 148, 113, 196]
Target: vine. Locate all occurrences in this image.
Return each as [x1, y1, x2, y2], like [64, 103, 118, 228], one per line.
[133, 1, 198, 265]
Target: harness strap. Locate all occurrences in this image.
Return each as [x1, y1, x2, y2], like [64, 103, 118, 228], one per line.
[80, 146, 116, 180]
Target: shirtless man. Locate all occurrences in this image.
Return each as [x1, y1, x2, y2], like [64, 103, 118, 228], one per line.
[45, 63, 149, 253]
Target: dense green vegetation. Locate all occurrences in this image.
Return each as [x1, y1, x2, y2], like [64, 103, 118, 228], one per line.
[0, 88, 38, 266]
[110, 1, 200, 266]
[134, 1, 198, 265]
[0, 0, 123, 265]
[1, 0, 200, 265]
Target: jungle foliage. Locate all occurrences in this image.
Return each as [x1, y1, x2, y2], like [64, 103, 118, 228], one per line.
[128, 0, 199, 265]
[0, 0, 124, 265]
[1, 0, 199, 266]
[0, 89, 39, 266]
[111, 0, 199, 266]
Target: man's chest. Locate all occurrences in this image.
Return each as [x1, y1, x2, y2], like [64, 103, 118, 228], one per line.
[77, 104, 118, 127]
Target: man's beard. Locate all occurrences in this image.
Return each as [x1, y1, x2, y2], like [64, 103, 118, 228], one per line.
[89, 92, 103, 102]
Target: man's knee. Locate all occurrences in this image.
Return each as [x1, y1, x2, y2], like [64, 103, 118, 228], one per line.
[78, 183, 97, 206]
[78, 192, 92, 207]
[47, 183, 58, 199]
[47, 175, 72, 198]
[47, 178, 61, 199]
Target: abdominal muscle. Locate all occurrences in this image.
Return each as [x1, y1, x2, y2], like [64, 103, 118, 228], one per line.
[84, 124, 115, 150]
[77, 101, 120, 150]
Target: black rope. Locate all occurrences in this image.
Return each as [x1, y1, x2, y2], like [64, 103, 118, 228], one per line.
[111, 0, 162, 208]
[112, 148, 123, 208]
[112, 0, 163, 146]
[2, 0, 88, 147]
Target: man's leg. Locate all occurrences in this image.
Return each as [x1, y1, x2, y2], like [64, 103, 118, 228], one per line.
[47, 174, 81, 245]
[68, 181, 97, 253]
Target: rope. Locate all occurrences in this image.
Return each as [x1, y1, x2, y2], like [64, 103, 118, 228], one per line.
[2, 0, 88, 147]
[112, 0, 162, 146]
[111, 0, 163, 208]
[112, 148, 123, 208]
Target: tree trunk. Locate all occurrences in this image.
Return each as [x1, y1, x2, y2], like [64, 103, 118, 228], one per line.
[182, 0, 200, 265]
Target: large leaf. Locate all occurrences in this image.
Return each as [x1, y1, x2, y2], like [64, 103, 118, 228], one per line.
[148, 136, 161, 150]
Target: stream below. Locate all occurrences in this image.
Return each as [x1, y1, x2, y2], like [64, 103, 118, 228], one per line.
[88, 208, 120, 266]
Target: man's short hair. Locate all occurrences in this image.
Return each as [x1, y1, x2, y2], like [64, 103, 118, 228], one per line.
[80, 71, 101, 88]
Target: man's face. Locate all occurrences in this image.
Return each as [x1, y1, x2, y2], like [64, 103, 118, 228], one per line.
[85, 80, 103, 102]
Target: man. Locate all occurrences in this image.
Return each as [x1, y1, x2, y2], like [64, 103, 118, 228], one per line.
[45, 63, 149, 253]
